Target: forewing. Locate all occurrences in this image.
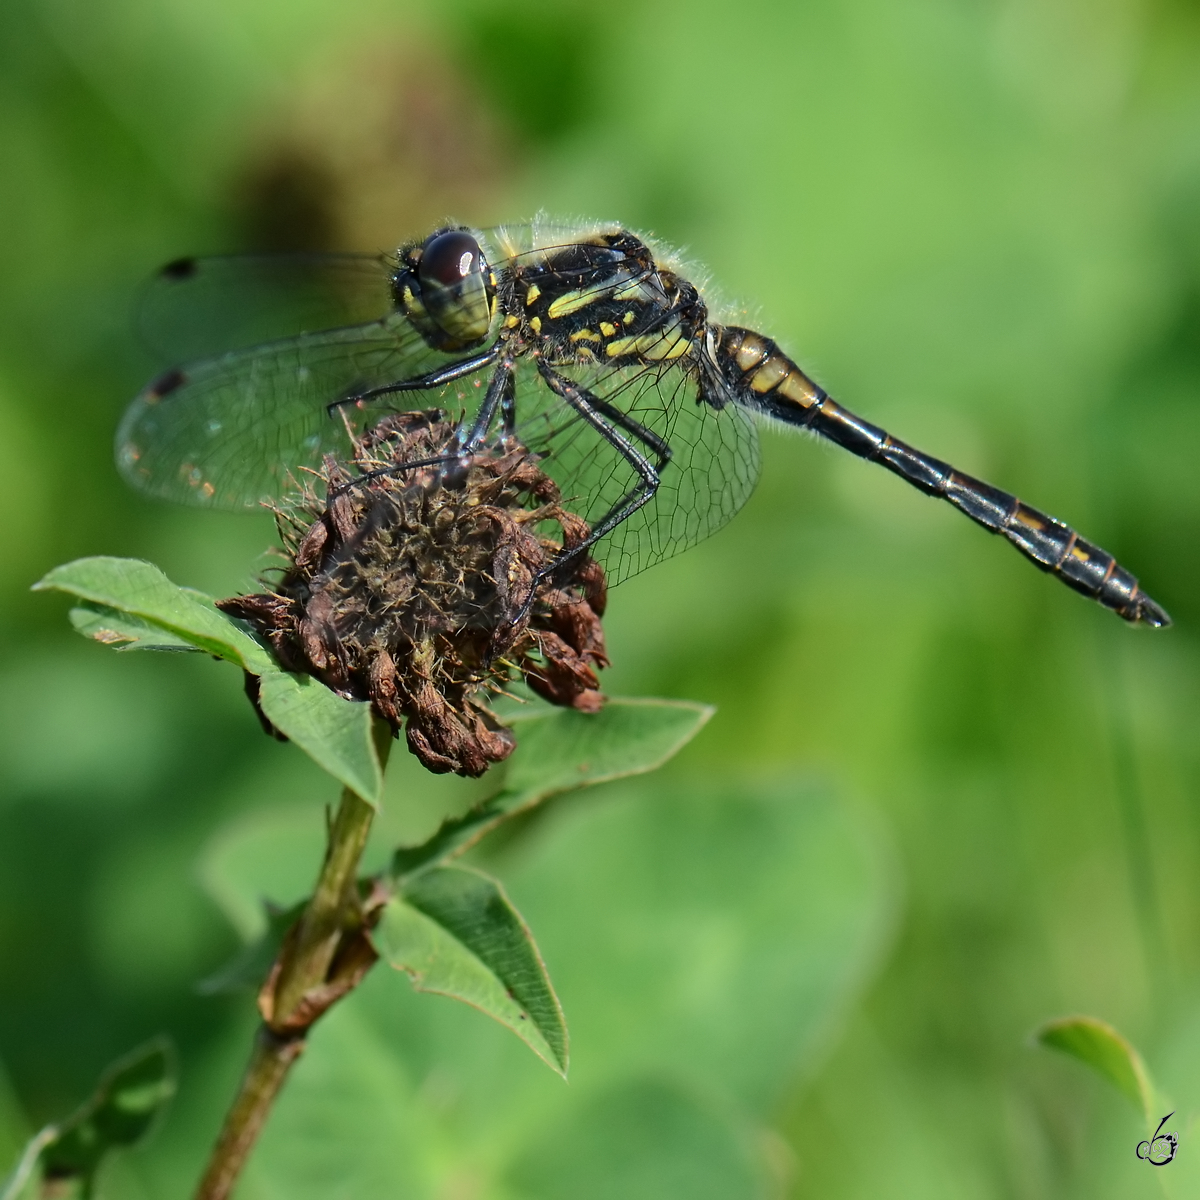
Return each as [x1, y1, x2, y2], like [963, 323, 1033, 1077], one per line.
[514, 359, 761, 586]
[117, 315, 494, 509]
[137, 253, 395, 364]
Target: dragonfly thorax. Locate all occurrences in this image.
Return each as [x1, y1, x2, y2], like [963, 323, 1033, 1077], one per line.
[506, 232, 708, 369]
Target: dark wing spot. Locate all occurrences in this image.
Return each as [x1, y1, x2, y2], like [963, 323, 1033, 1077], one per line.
[161, 257, 198, 280]
[148, 367, 187, 399]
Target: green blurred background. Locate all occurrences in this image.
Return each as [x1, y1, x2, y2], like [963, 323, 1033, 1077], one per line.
[2, 0, 1198, 1195]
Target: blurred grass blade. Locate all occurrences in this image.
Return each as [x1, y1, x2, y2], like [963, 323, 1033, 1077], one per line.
[390, 698, 713, 879]
[0, 1038, 175, 1200]
[35, 557, 274, 674]
[1035, 1015, 1155, 1121]
[256, 672, 382, 804]
[375, 866, 568, 1075]
[69, 602, 201, 652]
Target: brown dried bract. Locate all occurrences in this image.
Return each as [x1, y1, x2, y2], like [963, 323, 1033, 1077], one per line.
[219, 410, 608, 776]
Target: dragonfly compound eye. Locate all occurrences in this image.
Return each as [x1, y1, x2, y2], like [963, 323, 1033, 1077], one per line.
[415, 229, 495, 348]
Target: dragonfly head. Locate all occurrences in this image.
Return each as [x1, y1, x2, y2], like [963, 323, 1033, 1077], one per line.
[395, 227, 497, 351]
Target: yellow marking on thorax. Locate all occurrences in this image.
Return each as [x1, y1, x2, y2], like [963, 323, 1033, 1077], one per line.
[530, 316, 542, 334]
[612, 279, 655, 304]
[504, 314, 520, 329]
[623, 311, 636, 324]
[548, 287, 609, 319]
[599, 321, 617, 337]
[606, 321, 689, 361]
[655, 336, 690, 360]
[525, 283, 541, 305]
[569, 328, 600, 344]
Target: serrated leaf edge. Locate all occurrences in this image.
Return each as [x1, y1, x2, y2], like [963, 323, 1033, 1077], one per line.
[379, 867, 568, 1076]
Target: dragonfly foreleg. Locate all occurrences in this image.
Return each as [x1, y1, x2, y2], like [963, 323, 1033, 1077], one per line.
[330, 356, 517, 498]
[325, 345, 501, 416]
[330, 451, 464, 499]
[458, 354, 517, 450]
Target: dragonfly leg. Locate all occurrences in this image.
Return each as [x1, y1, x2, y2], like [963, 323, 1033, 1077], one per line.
[333, 356, 517, 495]
[325, 346, 501, 416]
[569, 384, 673, 466]
[331, 451, 464, 497]
[458, 354, 517, 450]
[529, 360, 671, 588]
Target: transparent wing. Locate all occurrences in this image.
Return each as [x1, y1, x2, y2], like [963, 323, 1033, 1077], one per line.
[117, 314, 494, 509]
[513, 359, 762, 586]
[136, 253, 396, 364]
[134, 223, 632, 364]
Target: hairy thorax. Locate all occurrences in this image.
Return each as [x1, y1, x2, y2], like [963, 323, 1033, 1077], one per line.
[499, 231, 709, 370]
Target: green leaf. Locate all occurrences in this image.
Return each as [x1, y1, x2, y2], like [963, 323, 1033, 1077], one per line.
[500, 699, 714, 811]
[489, 777, 894, 1113]
[256, 672, 382, 805]
[38, 557, 384, 801]
[388, 804, 503, 883]
[389, 698, 713, 879]
[194, 776, 888, 1198]
[35, 557, 273, 673]
[69, 603, 200, 653]
[1035, 1015, 1155, 1121]
[374, 865, 568, 1075]
[1, 1039, 175, 1200]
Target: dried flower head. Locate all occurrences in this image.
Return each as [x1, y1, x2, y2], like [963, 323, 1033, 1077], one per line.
[219, 410, 608, 776]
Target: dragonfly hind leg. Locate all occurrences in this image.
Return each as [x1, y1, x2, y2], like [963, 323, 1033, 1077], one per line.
[532, 359, 672, 582]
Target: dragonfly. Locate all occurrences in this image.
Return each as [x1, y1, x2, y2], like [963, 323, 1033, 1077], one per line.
[118, 218, 1170, 627]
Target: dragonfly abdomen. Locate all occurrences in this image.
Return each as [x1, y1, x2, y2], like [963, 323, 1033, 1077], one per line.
[714, 324, 1170, 626]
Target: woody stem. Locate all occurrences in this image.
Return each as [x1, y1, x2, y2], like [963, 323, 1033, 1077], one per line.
[193, 718, 392, 1200]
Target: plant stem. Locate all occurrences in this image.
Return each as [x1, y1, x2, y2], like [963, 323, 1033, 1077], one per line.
[194, 719, 392, 1200]
[191, 1028, 304, 1200]
[272, 779, 378, 1019]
